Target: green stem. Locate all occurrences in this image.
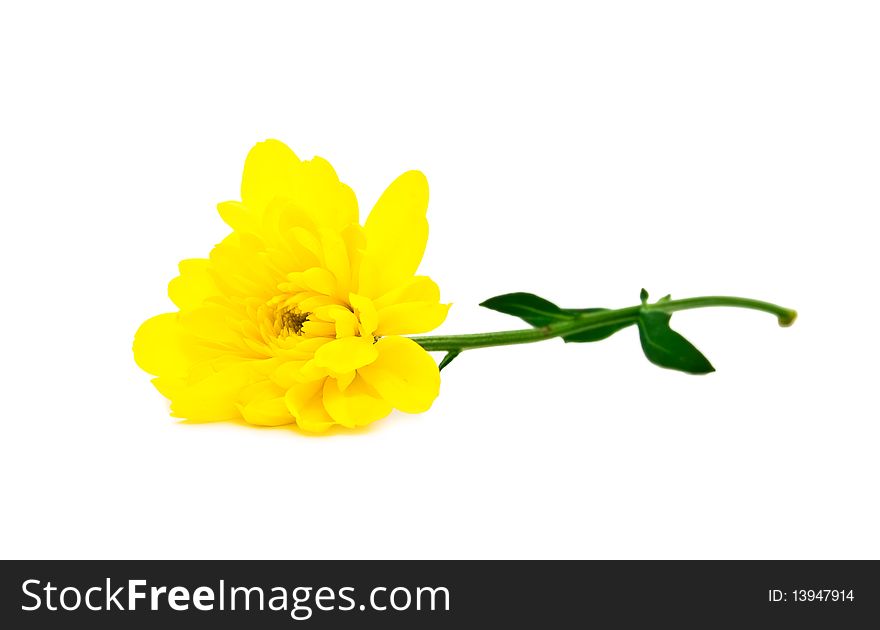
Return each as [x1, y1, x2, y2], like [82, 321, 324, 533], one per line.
[410, 296, 796, 353]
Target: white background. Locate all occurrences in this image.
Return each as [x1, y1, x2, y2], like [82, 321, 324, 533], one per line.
[1, 1, 878, 559]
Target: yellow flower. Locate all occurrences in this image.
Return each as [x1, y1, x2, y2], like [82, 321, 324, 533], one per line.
[134, 140, 450, 432]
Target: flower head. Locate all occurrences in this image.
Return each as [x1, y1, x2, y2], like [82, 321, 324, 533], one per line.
[134, 140, 449, 432]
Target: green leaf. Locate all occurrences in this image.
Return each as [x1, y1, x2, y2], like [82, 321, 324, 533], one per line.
[637, 310, 715, 374]
[560, 308, 632, 343]
[479, 292, 568, 327]
[479, 292, 630, 343]
[438, 350, 460, 371]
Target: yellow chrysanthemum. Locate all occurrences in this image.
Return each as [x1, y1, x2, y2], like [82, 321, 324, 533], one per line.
[134, 140, 450, 432]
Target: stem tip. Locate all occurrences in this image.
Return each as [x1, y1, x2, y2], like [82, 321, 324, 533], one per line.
[777, 310, 797, 327]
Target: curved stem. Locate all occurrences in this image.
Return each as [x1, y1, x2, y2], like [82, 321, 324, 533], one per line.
[409, 296, 796, 353]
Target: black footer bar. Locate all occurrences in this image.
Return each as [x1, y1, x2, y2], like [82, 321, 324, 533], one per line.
[1, 560, 877, 628]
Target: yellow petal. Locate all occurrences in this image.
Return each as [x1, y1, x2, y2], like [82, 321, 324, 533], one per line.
[216, 200, 256, 233]
[303, 267, 337, 295]
[286, 384, 334, 433]
[322, 376, 392, 428]
[319, 228, 351, 297]
[373, 276, 441, 310]
[271, 360, 310, 388]
[375, 301, 450, 336]
[335, 370, 356, 391]
[284, 379, 325, 418]
[299, 399, 335, 432]
[312, 336, 378, 374]
[292, 336, 333, 356]
[152, 376, 185, 399]
[178, 305, 241, 345]
[169, 362, 253, 421]
[274, 227, 321, 271]
[298, 294, 342, 312]
[301, 320, 336, 338]
[358, 336, 440, 414]
[167, 258, 221, 310]
[358, 171, 429, 298]
[290, 157, 359, 231]
[341, 224, 366, 292]
[323, 305, 359, 338]
[237, 377, 284, 401]
[208, 233, 276, 300]
[133, 313, 189, 377]
[349, 293, 378, 337]
[274, 199, 318, 234]
[299, 359, 329, 381]
[240, 396, 295, 426]
[241, 139, 301, 213]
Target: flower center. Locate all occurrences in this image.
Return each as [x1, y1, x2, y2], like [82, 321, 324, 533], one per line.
[278, 307, 310, 337]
